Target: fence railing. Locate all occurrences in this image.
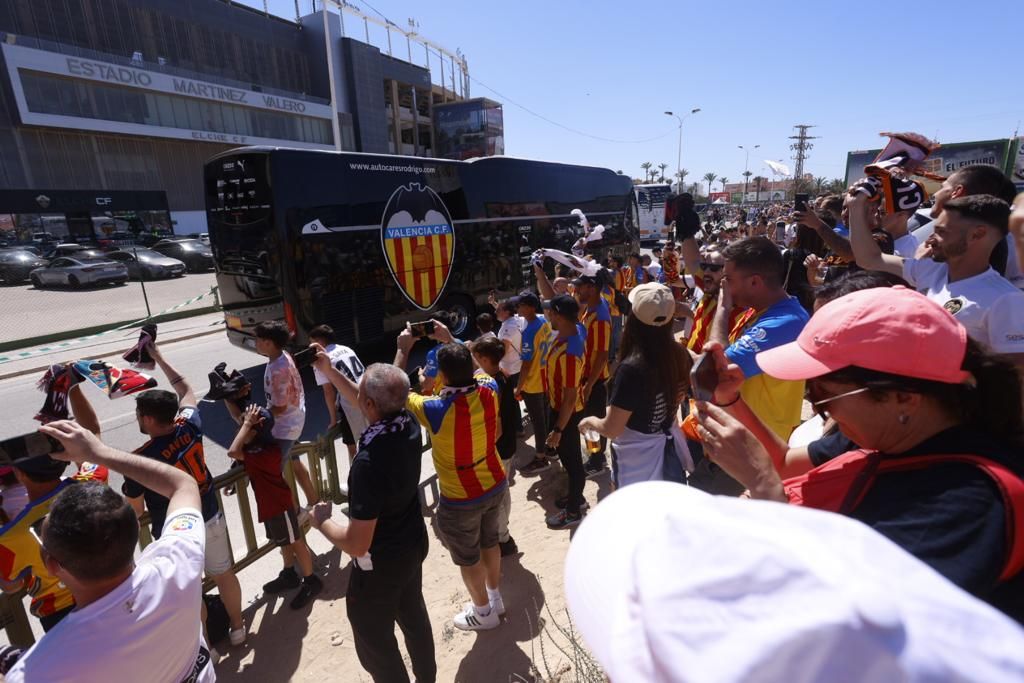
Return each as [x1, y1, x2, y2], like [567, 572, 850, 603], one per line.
[1, 424, 439, 647]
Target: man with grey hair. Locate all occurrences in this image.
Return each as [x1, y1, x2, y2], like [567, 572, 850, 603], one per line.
[308, 352, 436, 683]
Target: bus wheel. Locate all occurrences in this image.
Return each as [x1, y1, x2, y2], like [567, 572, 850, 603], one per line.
[441, 295, 475, 339]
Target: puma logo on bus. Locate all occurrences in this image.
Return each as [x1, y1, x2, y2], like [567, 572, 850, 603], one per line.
[380, 183, 455, 311]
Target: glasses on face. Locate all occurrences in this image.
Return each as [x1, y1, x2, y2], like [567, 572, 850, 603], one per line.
[806, 385, 871, 418]
[699, 262, 724, 272]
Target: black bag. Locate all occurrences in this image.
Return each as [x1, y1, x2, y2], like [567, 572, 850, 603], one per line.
[661, 428, 686, 484]
[202, 594, 230, 646]
[614, 288, 632, 316]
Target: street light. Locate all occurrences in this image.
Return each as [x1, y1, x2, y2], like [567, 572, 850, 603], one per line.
[665, 107, 700, 191]
[738, 144, 760, 204]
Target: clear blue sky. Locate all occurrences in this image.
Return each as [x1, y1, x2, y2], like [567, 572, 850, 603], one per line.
[257, 0, 1021, 184]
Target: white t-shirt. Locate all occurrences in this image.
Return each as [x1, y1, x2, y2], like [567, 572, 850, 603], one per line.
[497, 316, 524, 376]
[892, 233, 919, 258]
[7, 508, 214, 683]
[313, 343, 369, 441]
[903, 259, 1024, 354]
[264, 352, 306, 440]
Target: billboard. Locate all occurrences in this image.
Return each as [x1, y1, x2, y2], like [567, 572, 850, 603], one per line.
[634, 184, 671, 241]
[845, 138, 1015, 194]
[1011, 138, 1024, 191]
[708, 191, 731, 203]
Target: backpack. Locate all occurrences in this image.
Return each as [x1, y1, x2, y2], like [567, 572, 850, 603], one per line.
[202, 594, 231, 645]
[783, 449, 1024, 582]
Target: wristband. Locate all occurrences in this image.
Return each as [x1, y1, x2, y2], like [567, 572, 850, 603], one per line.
[551, 426, 563, 434]
[713, 394, 741, 408]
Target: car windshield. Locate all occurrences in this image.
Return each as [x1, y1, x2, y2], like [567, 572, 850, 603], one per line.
[121, 248, 162, 259]
[0, 250, 37, 262]
[73, 256, 115, 265]
[175, 240, 207, 251]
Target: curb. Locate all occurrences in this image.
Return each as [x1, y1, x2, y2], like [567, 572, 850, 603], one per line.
[0, 325, 224, 382]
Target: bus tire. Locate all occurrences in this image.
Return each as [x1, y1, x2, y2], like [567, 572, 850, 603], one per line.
[441, 295, 475, 339]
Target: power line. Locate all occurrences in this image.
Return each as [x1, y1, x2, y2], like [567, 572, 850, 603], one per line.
[468, 75, 675, 145]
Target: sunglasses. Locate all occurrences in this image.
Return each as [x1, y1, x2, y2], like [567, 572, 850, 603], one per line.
[699, 263, 724, 272]
[806, 386, 871, 418]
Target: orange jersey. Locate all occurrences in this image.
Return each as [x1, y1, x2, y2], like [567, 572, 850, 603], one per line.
[582, 299, 612, 381]
[542, 328, 586, 412]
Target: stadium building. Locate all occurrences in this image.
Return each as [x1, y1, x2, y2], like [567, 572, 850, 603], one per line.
[0, 0, 502, 243]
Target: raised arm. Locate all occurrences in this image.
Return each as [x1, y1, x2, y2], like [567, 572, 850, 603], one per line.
[68, 382, 100, 435]
[848, 191, 904, 277]
[794, 209, 854, 261]
[40, 420, 200, 513]
[706, 278, 734, 350]
[313, 343, 361, 408]
[148, 341, 197, 408]
[533, 263, 556, 301]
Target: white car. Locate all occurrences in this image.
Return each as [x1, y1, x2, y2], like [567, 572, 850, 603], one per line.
[30, 255, 129, 289]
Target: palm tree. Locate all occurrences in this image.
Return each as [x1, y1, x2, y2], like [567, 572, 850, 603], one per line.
[719, 177, 729, 192]
[675, 169, 689, 191]
[741, 170, 753, 200]
[753, 176, 767, 195]
[814, 176, 828, 194]
[657, 163, 669, 183]
[828, 178, 846, 194]
[640, 162, 653, 183]
[702, 172, 717, 198]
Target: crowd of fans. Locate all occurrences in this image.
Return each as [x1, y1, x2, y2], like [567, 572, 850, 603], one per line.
[1, 159, 1023, 682]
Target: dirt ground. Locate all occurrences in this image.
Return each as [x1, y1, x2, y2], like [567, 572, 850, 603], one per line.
[212, 438, 609, 683]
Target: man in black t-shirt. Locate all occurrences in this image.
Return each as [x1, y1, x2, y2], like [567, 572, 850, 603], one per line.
[309, 357, 436, 683]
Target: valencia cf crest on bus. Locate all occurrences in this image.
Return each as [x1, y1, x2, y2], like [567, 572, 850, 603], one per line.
[380, 183, 455, 310]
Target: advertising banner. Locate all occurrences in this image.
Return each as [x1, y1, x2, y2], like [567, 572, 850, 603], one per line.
[845, 139, 1013, 194]
[708, 192, 731, 203]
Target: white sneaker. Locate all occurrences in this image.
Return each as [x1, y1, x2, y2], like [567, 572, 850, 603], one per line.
[490, 593, 506, 617]
[229, 625, 247, 646]
[453, 603, 500, 631]
[209, 647, 223, 666]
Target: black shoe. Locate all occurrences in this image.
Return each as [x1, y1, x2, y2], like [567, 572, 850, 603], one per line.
[520, 458, 551, 476]
[583, 457, 607, 479]
[263, 567, 300, 594]
[500, 537, 519, 557]
[289, 575, 323, 609]
[555, 496, 590, 512]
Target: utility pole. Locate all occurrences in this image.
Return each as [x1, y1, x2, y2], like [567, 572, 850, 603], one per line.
[789, 124, 817, 197]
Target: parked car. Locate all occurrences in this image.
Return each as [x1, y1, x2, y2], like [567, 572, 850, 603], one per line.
[151, 239, 214, 272]
[136, 231, 175, 247]
[43, 243, 104, 260]
[30, 256, 128, 289]
[0, 248, 48, 284]
[105, 248, 186, 279]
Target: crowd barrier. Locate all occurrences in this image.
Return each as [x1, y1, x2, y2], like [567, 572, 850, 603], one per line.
[1, 425, 439, 647]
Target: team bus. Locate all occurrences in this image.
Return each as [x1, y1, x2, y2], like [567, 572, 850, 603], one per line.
[204, 147, 638, 351]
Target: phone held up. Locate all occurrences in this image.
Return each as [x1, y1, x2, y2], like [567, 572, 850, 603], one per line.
[292, 347, 316, 370]
[408, 321, 435, 338]
[0, 432, 64, 467]
[689, 353, 719, 403]
[794, 193, 809, 213]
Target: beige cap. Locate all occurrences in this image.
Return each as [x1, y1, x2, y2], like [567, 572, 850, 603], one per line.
[627, 283, 675, 327]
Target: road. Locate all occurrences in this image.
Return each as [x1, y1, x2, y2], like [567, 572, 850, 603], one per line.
[1, 272, 218, 344]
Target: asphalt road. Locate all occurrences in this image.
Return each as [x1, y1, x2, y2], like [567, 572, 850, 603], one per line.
[1, 272, 218, 344]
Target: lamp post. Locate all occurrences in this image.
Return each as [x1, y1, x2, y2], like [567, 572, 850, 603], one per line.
[665, 107, 700, 191]
[738, 143, 759, 203]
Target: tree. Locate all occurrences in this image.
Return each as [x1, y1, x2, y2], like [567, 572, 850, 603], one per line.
[702, 172, 717, 198]
[657, 163, 669, 183]
[828, 178, 846, 194]
[753, 176, 767, 194]
[814, 176, 828, 194]
[719, 177, 729, 192]
[640, 162, 653, 183]
[675, 169, 689, 191]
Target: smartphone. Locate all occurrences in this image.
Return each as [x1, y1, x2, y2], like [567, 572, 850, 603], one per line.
[0, 433, 64, 467]
[775, 221, 786, 243]
[407, 365, 423, 393]
[409, 321, 435, 338]
[689, 353, 719, 402]
[794, 193, 809, 212]
[292, 347, 316, 369]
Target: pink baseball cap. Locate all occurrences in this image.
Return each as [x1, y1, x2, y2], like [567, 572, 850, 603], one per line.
[756, 286, 971, 384]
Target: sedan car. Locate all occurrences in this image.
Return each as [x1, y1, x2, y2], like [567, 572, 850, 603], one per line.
[30, 256, 128, 289]
[105, 248, 187, 280]
[44, 243, 104, 260]
[0, 249, 48, 284]
[151, 239, 215, 273]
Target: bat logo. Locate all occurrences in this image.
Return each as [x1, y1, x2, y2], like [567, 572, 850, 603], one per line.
[380, 184, 456, 310]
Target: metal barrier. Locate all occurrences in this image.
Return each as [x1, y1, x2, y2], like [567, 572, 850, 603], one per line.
[1, 422, 440, 647]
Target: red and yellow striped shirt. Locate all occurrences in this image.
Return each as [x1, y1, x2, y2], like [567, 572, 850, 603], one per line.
[582, 298, 612, 381]
[685, 293, 756, 354]
[406, 372, 506, 504]
[542, 327, 586, 412]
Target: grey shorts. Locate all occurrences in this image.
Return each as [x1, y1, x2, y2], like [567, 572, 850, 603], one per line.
[436, 491, 503, 566]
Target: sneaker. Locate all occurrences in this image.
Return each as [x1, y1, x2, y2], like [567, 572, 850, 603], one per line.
[499, 537, 519, 557]
[263, 567, 300, 594]
[583, 457, 607, 479]
[545, 446, 560, 461]
[453, 603, 500, 631]
[289, 575, 323, 609]
[229, 625, 247, 646]
[554, 496, 590, 513]
[209, 647, 223, 666]
[545, 508, 583, 530]
[519, 458, 551, 476]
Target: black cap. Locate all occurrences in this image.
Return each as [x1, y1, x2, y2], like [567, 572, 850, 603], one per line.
[572, 274, 601, 288]
[13, 455, 68, 480]
[545, 294, 580, 319]
[516, 291, 542, 310]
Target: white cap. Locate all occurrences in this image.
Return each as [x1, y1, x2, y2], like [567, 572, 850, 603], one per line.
[565, 482, 1024, 682]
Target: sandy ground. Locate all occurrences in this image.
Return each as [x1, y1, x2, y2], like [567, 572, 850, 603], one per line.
[213, 436, 609, 683]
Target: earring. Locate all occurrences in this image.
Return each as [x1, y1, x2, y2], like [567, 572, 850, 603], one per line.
[898, 413, 909, 425]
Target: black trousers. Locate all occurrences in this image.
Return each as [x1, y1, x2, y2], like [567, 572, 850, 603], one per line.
[522, 391, 549, 456]
[552, 409, 585, 514]
[346, 538, 436, 683]
[583, 378, 608, 460]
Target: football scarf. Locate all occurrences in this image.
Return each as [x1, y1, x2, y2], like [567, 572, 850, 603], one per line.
[34, 364, 85, 424]
[531, 248, 602, 277]
[71, 360, 157, 399]
[122, 323, 158, 370]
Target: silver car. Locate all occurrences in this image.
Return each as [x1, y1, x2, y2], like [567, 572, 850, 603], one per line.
[105, 248, 187, 280]
[30, 256, 129, 289]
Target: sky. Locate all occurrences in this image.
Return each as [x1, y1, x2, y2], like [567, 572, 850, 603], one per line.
[254, 0, 1021, 186]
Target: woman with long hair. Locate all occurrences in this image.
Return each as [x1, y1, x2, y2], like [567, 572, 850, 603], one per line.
[697, 286, 1024, 622]
[579, 283, 692, 488]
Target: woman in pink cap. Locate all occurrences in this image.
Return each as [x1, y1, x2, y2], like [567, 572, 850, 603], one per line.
[696, 285, 1024, 623]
